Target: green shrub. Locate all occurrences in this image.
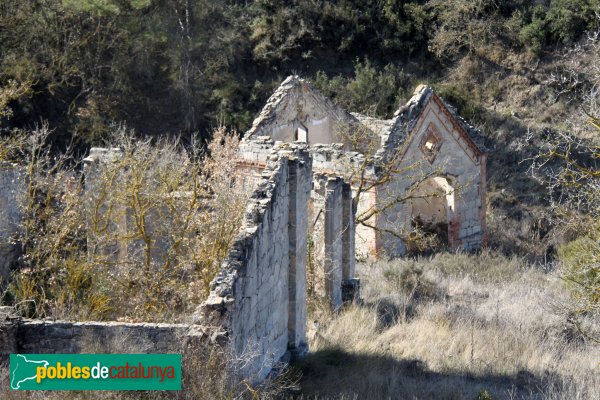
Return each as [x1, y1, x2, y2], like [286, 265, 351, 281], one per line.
[517, 6, 548, 54]
[513, 0, 597, 52]
[546, 0, 597, 44]
[558, 234, 600, 306]
[475, 389, 496, 400]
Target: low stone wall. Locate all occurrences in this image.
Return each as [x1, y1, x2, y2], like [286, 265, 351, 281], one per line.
[0, 318, 207, 365]
[238, 136, 280, 162]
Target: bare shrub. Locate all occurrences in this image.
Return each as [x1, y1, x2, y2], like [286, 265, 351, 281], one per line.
[382, 261, 442, 302]
[529, 25, 600, 341]
[336, 118, 454, 255]
[4, 126, 250, 322]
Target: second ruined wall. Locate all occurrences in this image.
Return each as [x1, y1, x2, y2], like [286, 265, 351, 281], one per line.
[202, 141, 358, 379]
[310, 174, 355, 310]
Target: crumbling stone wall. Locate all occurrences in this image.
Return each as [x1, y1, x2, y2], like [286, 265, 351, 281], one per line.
[377, 89, 487, 254]
[0, 163, 25, 287]
[1, 144, 313, 381]
[245, 76, 360, 147]
[200, 147, 313, 381]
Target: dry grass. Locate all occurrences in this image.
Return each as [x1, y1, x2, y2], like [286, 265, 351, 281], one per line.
[297, 251, 599, 399]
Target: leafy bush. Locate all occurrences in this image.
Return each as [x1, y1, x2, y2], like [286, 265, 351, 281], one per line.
[428, 0, 503, 59]
[546, 0, 598, 44]
[517, 6, 549, 54]
[512, 0, 597, 53]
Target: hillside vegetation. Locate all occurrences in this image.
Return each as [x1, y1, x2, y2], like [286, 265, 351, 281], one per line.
[0, 1, 598, 146]
[2, 1, 599, 261]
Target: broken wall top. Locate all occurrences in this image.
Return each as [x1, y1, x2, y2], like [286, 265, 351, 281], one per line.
[202, 144, 312, 315]
[239, 137, 371, 179]
[244, 75, 369, 145]
[244, 77, 487, 171]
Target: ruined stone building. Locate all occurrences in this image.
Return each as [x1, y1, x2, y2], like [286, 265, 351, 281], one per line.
[1, 142, 358, 382]
[0, 75, 487, 383]
[240, 76, 488, 258]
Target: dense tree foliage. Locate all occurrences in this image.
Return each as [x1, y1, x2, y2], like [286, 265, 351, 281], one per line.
[0, 0, 597, 149]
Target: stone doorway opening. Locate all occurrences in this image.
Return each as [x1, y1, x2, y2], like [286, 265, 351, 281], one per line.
[408, 176, 455, 251]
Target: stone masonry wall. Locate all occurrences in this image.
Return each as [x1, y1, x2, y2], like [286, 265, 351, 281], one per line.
[200, 147, 312, 381]
[245, 76, 359, 147]
[0, 163, 25, 287]
[0, 317, 207, 366]
[310, 174, 355, 310]
[342, 183, 356, 283]
[286, 150, 312, 357]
